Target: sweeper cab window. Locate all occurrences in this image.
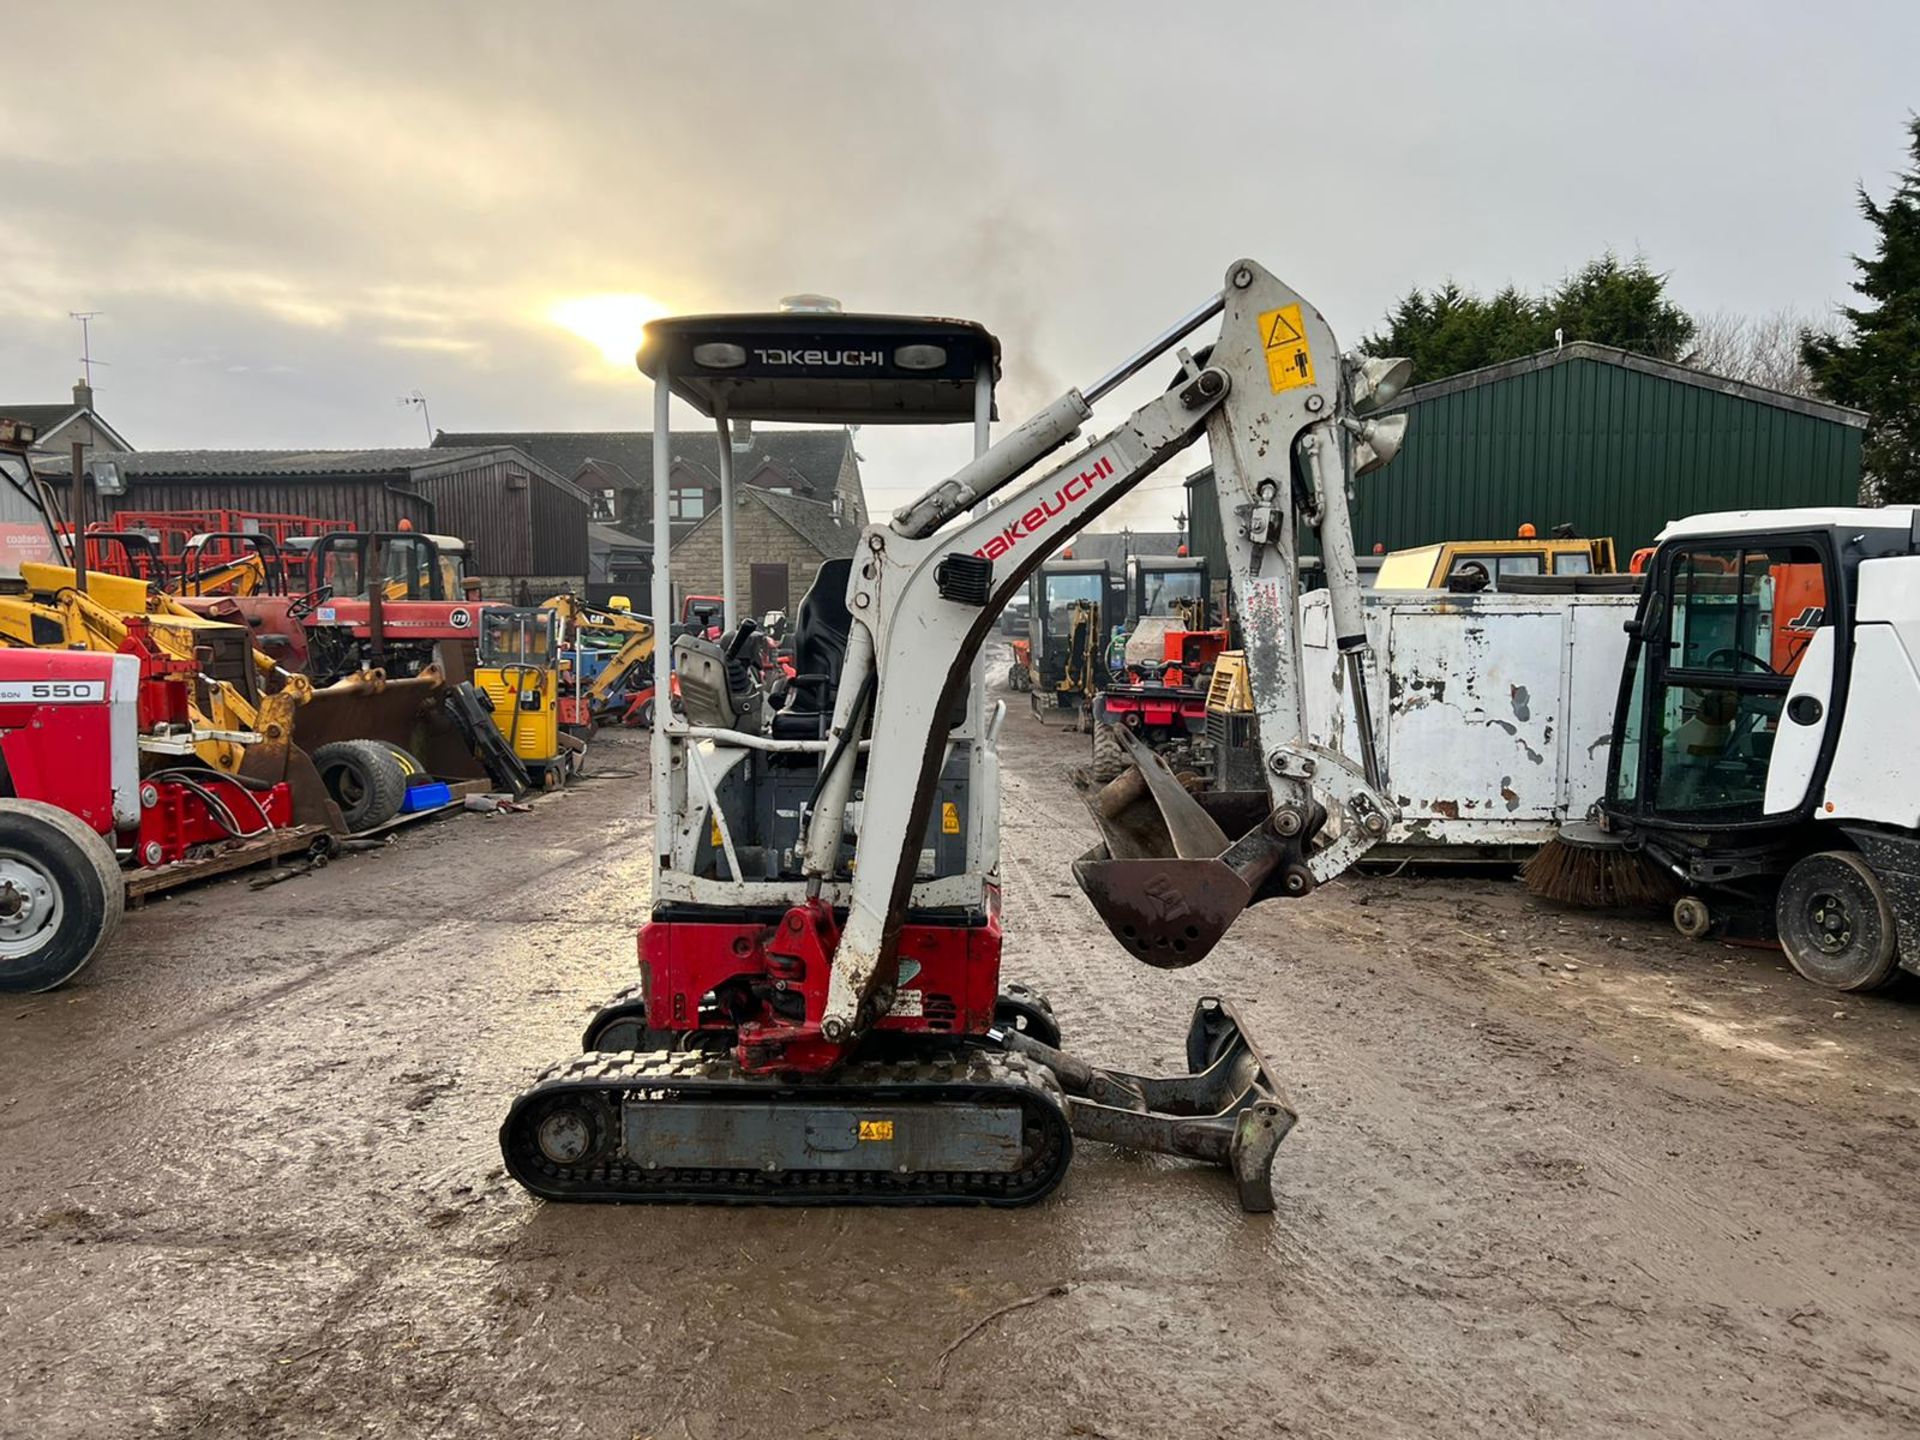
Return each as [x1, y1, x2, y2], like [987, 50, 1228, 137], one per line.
[1611, 540, 1833, 824]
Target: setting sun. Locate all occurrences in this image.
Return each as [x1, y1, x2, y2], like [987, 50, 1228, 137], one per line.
[548, 292, 671, 367]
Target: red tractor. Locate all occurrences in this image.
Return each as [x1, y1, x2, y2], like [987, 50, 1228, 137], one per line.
[0, 640, 329, 993]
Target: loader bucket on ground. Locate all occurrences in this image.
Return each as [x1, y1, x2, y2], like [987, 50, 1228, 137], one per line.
[1073, 726, 1296, 968]
[290, 667, 487, 782]
[235, 688, 349, 834]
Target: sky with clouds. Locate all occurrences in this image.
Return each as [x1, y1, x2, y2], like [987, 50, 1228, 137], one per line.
[4, 1, 1914, 526]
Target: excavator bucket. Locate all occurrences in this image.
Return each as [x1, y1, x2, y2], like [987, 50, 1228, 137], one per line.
[1074, 726, 1299, 968]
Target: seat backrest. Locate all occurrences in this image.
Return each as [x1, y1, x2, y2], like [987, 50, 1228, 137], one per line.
[789, 558, 854, 712]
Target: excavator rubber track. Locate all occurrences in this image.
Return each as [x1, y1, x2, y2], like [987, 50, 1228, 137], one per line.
[501, 1046, 1073, 1206]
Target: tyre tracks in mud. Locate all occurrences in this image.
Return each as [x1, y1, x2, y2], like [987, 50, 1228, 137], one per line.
[991, 687, 1920, 1436]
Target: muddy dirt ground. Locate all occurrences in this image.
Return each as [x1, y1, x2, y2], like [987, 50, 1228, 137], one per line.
[6, 652, 1920, 1438]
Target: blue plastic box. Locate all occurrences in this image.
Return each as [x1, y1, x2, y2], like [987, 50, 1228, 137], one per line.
[400, 781, 454, 814]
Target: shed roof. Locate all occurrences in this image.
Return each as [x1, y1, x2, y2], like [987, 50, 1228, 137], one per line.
[756, 489, 857, 556]
[588, 521, 652, 552]
[432, 429, 851, 498]
[2, 404, 90, 434]
[5, 399, 137, 454]
[1384, 341, 1867, 429]
[38, 444, 585, 498]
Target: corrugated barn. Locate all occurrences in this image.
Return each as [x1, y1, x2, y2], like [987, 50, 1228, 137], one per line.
[1187, 342, 1869, 567]
[56, 446, 590, 590]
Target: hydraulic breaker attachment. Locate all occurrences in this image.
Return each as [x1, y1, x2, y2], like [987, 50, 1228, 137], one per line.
[994, 996, 1293, 1213]
[1074, 725, 1315, 967]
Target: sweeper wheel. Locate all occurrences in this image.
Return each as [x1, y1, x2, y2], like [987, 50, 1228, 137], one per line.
[1776, 850, 1900, 992]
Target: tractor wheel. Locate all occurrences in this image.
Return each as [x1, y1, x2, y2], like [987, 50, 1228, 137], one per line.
[632, 697, 657, 730]
[1008, 663, 1030, 693]
[0, 799, 124, 994]
[1091, 723, 1127, 783]
[1776, 850, 1900, 992]
[311, 739, 409, 833]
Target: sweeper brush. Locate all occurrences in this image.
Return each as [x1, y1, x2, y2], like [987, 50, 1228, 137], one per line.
[1523, 820, 1682, 910]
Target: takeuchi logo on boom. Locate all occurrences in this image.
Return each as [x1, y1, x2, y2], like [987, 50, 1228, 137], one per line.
[973, 455, 1115, 562]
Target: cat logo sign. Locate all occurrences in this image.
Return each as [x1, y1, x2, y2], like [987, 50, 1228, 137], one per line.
[941, 802, 961, 835]
[1258, 304, 1315, 393]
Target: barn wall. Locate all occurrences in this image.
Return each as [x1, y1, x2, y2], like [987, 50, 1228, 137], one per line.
[528, 469, 589, 577]
[1356, 357, 1866, 555]
[410, 458, 531, 575]
[101, 476, 428, 532]
[1187, 356, 1868, 567]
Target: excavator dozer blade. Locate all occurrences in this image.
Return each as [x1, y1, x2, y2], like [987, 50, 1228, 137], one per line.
[1073, 726, 1293, 968]
[998, 996, 1295, 1213]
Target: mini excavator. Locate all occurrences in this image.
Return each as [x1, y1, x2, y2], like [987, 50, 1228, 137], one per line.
[501, 260, 1413, 1209]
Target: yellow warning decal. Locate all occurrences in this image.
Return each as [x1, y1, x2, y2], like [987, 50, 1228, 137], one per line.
[941, 802, 961, 835]
[858, 1120, 895, 1142]
[1258, 304, 1316, 393]
[709, 816, 722, 846]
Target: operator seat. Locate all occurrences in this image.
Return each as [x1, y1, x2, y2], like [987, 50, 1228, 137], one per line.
[771, 558, 852, 739]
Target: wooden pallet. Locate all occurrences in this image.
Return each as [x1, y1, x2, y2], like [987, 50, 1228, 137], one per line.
[125, 825, 335, 904]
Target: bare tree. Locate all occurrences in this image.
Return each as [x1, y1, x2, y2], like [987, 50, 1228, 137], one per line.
[1684, 309, 1819, 397]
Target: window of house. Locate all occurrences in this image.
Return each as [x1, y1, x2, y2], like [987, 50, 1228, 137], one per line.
[669, 485, 707, 522]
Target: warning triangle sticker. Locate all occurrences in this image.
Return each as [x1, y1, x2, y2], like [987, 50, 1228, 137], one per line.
[1264, 310, 1304, 349]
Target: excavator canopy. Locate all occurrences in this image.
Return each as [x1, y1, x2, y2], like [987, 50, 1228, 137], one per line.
[637, 312, 1001, 424]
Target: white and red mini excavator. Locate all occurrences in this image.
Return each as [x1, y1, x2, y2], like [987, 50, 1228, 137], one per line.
[501, 261, 1413, 1210]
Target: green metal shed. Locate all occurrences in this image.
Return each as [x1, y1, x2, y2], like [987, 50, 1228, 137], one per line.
[1186, 341, 1867, 568]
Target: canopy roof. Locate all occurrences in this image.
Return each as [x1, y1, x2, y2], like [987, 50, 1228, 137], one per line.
[637, 312, 1001, 424]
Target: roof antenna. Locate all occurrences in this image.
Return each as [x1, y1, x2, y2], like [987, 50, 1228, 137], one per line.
[70, 311, 107, 393]
[398, 390, 433, 443]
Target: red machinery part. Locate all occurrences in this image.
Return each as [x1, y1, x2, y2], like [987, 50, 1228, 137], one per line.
[135, 775, 293, 867]
[92, 509, 350, 565]
[0, 649, 141, 837]
[639, 908, 1003, 1050]
[1100, 692, 1207, 729]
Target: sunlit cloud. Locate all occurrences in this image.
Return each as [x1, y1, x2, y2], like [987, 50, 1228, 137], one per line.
[379, 334, 484, 355]
[548, 293, 671, 369]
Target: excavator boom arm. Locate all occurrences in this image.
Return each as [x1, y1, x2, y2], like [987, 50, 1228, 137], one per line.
[805, 259, 1402, 1042]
